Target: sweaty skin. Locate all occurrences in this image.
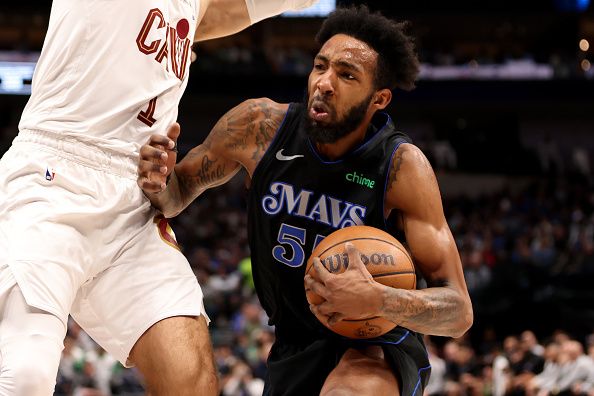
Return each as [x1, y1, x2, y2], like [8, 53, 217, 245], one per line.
[137, 34, 473, 339]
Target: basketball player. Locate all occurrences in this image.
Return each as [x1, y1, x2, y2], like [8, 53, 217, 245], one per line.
[0, 1, 319, 395]
[138, 6, 473, 395]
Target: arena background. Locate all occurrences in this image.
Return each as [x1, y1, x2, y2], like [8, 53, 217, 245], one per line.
[0, 0, 593, 395]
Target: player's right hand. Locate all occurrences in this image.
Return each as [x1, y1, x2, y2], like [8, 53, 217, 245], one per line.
[137, 123, 180, 194]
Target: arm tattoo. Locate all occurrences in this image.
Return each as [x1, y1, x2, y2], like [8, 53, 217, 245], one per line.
[224, 104, 255, 151]
[381, 285, 470, 337]
[177, 99, 285, 201]
[387, 149, 404, 193]
[207, 99, 285, 162]
[250, 102, 285, 162]
[194, 155, 226, 187]
[175, 149, 227, 202]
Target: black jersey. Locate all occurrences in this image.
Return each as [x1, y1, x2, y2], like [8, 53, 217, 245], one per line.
[247, 103, 412, 341]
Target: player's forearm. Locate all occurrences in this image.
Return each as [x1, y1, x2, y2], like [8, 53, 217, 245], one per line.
[146, 171, 188, 218]
[195, 0, 251, 42]
[378, 284, 473, 338]
[196, 0, 319, 42]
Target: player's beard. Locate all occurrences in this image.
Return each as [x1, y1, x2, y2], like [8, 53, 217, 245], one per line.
[302, 93, 373, 144]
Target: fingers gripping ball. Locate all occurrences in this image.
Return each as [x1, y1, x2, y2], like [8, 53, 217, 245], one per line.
[305, 225, 416, 339]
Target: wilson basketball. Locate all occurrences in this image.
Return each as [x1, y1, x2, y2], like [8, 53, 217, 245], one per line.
[305, 225, 416, 339]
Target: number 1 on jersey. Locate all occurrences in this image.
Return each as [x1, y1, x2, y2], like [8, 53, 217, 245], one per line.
[138, 97, 158, 127]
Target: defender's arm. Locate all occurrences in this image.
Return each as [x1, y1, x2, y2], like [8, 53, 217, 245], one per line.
[195, 0, 319, 42]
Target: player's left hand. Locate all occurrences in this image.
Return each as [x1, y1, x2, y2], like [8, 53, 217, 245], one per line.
[304, 242, 384, 327]
[137, 123, 180, 193]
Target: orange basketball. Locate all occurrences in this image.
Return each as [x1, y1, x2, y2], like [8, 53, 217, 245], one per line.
[305, 225, 416, 339]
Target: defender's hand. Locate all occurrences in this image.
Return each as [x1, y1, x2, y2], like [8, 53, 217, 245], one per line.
[304, 243, 384, 326]
[137, 123, 180, 193]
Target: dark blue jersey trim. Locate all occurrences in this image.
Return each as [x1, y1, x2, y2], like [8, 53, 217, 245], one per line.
[412, 365, 432, 396]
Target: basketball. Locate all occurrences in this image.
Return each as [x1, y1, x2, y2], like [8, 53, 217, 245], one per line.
[305, 225, 416, 339]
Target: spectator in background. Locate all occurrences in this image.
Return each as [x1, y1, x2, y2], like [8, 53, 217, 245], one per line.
[571, 342, 594, 396]
[252, 329, 274, 381]
[492, 344, 511, 396]
[221, 360, 265, 396]
[443, 340, 482, 396]
[527, 341, 562, 396]
[556, 340, 594, 395]
[508, 333, 545, 396]
[522, 330, 545, 357]
[425, 338, 447, 396]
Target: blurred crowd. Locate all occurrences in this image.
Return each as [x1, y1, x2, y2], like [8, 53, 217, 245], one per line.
[425, 329, 594, 396]
[451, 175, 594, 290]
[51, 169, 594, 395]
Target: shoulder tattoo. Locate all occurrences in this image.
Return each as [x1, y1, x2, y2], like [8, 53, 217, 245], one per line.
[387, 148, 405, 192]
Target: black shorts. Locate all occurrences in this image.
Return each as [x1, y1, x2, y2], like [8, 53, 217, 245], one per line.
[263, 327, 431, 396]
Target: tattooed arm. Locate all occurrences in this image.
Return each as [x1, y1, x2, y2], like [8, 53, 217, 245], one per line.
[379, 144, 473, 337]
[138, 98, 288, 218]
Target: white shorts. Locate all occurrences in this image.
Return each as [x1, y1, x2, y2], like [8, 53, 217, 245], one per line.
[0, 129, 208, 366]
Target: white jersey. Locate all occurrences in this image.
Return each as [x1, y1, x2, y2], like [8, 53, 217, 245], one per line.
[19, 0, 200, 154]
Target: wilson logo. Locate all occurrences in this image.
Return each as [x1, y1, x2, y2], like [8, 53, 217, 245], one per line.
[322, 252, 395, 273]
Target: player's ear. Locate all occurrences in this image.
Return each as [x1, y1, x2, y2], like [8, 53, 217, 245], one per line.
[372, 88, 392, 111]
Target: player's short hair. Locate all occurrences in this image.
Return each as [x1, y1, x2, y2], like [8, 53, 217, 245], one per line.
[315, 5, 420, 91]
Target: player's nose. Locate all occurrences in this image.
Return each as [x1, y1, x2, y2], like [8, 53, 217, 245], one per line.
[316, 72, 335, 96]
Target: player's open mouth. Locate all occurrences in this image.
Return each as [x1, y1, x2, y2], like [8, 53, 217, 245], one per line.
[310, 102, 330, 122]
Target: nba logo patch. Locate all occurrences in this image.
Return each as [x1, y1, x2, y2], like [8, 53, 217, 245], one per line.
[154, 215, 180, 251]
[45, 167, 55, 181]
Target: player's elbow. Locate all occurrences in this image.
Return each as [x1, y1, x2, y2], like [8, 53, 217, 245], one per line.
[452, 301, 473, 338]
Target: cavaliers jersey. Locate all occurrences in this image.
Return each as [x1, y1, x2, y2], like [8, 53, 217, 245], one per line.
[247, 103, 413, 341]
[18, 0, 199, 154]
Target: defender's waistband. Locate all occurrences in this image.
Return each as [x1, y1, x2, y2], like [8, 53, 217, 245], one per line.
[15, 129, 138, 179]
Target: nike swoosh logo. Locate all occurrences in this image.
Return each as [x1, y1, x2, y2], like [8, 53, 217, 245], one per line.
[276, 149, 304, 161]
